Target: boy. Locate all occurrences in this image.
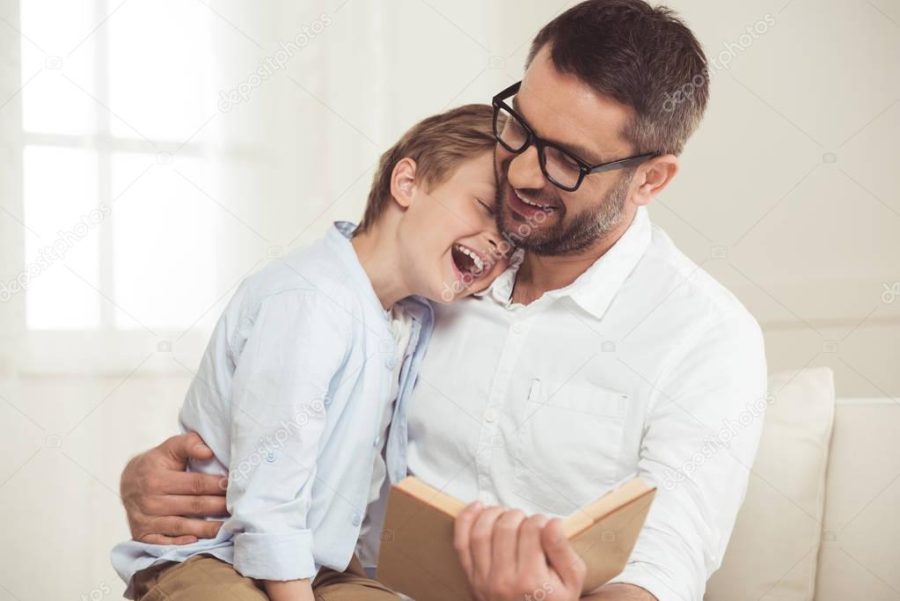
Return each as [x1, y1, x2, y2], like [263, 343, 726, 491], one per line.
[111, 104, 511, 600]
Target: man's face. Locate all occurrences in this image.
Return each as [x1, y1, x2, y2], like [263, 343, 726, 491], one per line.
[494, 45, 639, 256]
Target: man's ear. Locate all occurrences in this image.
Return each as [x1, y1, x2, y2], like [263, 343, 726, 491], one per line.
[390, 157, 418, 209]
[631, 154, 678, 207]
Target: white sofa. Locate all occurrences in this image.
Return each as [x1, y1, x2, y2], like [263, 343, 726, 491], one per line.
[705, 368, 900, 600]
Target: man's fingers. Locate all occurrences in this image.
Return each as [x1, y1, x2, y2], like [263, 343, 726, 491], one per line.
[492, 510, 525, 571]
[469, 506, 505, 583]
[184, 432, 215, 461]
[518, 514, 550, 574]
[162, 471, 228, 497]
[146, 515, 224, 540]
[453, 502, 482, 579]
[158, 493, 228, 517]
[541, 518, 587, 589]
[159, 432, 213, 466]
[139, 533, 198, 546]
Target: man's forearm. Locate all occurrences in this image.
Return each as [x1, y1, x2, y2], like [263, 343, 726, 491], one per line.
[583, 583, 657, 601]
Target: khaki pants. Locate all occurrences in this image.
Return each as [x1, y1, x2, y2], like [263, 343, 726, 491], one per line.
[132, 554, 401, 601]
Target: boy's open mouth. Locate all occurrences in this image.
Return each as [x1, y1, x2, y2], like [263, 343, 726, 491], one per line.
[451, 243, 486, 279]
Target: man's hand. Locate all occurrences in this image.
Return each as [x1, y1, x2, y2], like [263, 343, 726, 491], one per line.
[120, 432, 229, 545]
[454, 504, 587, 601]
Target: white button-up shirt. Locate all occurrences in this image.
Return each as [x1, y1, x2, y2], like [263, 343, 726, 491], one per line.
[405, 206, 767, 600]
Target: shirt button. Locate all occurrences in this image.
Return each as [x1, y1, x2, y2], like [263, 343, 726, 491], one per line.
[385, 356, 397, 370]
[373, 436, 381, 447]
[511, 323, 525, 335]
[478, 491, 495, 505]
[484, 408, 498, 423]
[351, 513, 362, 527]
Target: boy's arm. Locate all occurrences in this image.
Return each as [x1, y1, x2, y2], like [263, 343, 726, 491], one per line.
[582, 584, 656, 600]
[224, 288, 352, 582]
[265, 579, 315, 601]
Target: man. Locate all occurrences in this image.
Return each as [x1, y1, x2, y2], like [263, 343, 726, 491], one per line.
[119, 2, 767, 600]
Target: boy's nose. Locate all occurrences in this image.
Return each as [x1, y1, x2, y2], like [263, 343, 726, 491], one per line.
[484, 232, 510, 265]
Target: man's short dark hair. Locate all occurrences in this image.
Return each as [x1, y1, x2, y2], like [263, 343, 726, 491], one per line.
[528, 0, 709, 156]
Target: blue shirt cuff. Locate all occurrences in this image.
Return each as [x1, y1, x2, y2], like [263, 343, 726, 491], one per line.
[233, 530, 316, 581]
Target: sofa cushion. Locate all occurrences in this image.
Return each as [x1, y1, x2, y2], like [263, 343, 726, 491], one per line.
[705, 367, 835, 600]
[815, 399, 900, 600]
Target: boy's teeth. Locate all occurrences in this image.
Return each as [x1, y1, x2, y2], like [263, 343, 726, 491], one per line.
[456, 244, 485, 274]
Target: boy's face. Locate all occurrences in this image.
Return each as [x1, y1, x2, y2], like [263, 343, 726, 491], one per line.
[397, 152, 510, 303]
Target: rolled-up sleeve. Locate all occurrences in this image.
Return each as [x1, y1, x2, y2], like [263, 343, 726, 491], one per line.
[226, 288, 352, 581]
[608, 311, 767, 600]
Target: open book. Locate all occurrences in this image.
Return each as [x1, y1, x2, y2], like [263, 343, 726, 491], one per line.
[377, 476, 656, 601]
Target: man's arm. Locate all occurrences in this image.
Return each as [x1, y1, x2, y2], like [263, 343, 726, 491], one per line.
[120, 431, 227, 544]
[605, 311, 767, 599]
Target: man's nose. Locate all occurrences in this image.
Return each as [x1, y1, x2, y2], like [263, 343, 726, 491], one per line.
[506, 145, 546, 191]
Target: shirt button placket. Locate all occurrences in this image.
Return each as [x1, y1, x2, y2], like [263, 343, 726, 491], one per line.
[475, 318, 530, 500]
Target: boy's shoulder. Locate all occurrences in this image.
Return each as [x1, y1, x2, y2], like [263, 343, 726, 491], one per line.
[238, 229, 360, 317]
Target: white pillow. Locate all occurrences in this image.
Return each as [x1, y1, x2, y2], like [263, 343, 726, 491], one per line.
[705, 367, 835, 600]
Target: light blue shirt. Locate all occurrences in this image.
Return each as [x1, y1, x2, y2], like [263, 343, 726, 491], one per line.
[111, 222, 433, 596]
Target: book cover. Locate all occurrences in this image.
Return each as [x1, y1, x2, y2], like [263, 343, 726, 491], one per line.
[377, 476, 656, 601]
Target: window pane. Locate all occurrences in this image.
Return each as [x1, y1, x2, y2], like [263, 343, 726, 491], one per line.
[23, 146, 101, 329]
[111, 152, 217, 330]
[107, 1, 215, 141]
[20, 1, 98, 135]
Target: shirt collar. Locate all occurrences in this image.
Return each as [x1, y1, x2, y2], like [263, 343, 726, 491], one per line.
[333, 220, 358, 240]
[328, 221, 433, 324]
[484, 206, 653, 320]
[326, 221, 389, 321]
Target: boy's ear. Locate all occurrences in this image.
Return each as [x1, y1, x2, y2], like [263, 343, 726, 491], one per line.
[390, 158, 418, 209]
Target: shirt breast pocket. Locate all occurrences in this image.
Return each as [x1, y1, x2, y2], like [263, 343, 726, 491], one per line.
[512, 379, 628, 513]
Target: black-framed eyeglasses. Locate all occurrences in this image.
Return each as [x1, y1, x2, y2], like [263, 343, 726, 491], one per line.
[492, 81, 656, 192]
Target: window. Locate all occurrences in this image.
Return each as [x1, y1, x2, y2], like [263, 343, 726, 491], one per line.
[20, 0, 219, 333]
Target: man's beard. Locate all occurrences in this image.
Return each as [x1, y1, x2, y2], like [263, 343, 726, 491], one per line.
[495, 166, 633, 256]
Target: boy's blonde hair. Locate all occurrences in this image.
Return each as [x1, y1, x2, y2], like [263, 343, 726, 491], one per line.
[356, 104, 498, 233]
